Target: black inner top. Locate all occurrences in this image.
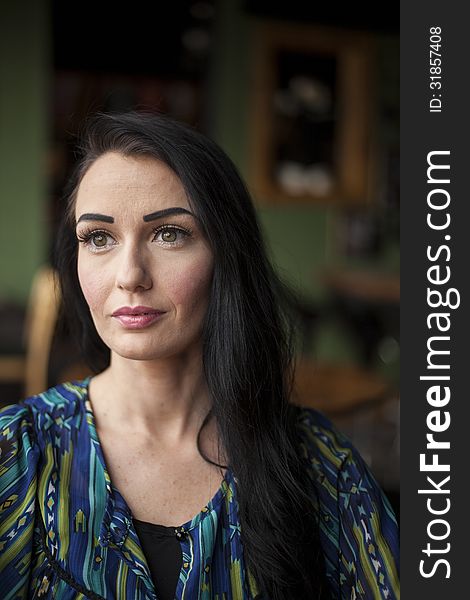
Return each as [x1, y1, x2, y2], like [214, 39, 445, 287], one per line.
[133, 518, 183, 600]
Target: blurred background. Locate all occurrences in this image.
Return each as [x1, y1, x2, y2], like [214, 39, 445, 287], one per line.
[0, 1, 399, 513]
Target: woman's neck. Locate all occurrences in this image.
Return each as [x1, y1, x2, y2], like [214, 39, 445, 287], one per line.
[88, 350, 213, 445]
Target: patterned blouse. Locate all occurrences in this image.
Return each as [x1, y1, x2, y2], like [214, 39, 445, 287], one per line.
[0, 379, 399, 599]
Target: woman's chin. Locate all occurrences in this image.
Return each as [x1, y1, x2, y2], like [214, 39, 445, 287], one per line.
[112, 347, 170, 362]
[99, 329, 203, 363]
[108, 339, 199, 363]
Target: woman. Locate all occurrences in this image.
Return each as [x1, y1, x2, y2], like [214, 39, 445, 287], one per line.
[0, 112, 399, 599]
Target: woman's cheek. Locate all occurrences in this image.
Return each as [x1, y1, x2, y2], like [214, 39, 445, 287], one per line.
[165, 257, 213, 309]
[78, 263, 108, 312]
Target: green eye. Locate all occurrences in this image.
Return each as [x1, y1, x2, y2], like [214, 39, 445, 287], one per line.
[92, 233, 108, 247]
[161, 230, 177, 242]
[152, 225, 192, 245]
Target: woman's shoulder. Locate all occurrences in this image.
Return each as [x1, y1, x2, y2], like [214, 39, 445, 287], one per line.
[0, 378, 91, 450]
[0, 381, 90, 584]
[1, 378, 90, 420]
[0, 379, 91, 500]
[292, 403, 398, 528]
[292, 405, 400, 597]
[293, 404, 359, 475]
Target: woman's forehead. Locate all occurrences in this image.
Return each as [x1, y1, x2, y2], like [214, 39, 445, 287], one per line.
[75, 152, 190, 218]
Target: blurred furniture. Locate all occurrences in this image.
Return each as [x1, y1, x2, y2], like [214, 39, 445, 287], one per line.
[291, 268, 399, 409]
[321, 268, 400, 366]
[322, 268, 400, 304]
[250, 23, 374, 206]
[291, 274, 400, 493]
[0, 265, 60, 397]
[293, 359, 390, 415]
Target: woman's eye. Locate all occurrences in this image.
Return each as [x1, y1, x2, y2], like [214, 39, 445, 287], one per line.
[77, 230, 114, 252]
[161, 230, 177, 242]
[91, 233, 108, 247]
[153, 226, 191, 245]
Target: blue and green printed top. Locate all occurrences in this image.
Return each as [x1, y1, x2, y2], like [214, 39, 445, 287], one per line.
[0, 379, 399, 599]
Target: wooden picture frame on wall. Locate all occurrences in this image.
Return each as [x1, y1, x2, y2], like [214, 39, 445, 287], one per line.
[250, 24, 375, 206]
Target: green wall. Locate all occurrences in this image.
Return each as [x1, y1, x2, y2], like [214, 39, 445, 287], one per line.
[0, 1, 50, 303]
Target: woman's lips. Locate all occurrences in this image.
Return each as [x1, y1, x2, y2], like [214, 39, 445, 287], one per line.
[112, 306, 165, 329]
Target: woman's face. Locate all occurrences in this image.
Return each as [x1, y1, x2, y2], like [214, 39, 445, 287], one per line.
[75, 152, 214, 362]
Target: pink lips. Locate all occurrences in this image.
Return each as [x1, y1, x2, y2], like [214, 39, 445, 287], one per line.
[112, 306, 165, 329]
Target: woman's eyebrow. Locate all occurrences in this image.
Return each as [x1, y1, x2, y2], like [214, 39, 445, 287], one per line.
[143, 207, 194, 222]
[76, 207, 194, 225]
[77, 213, 114, 224]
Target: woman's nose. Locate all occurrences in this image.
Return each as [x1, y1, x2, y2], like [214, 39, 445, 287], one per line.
[115, 246, 152, 292]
